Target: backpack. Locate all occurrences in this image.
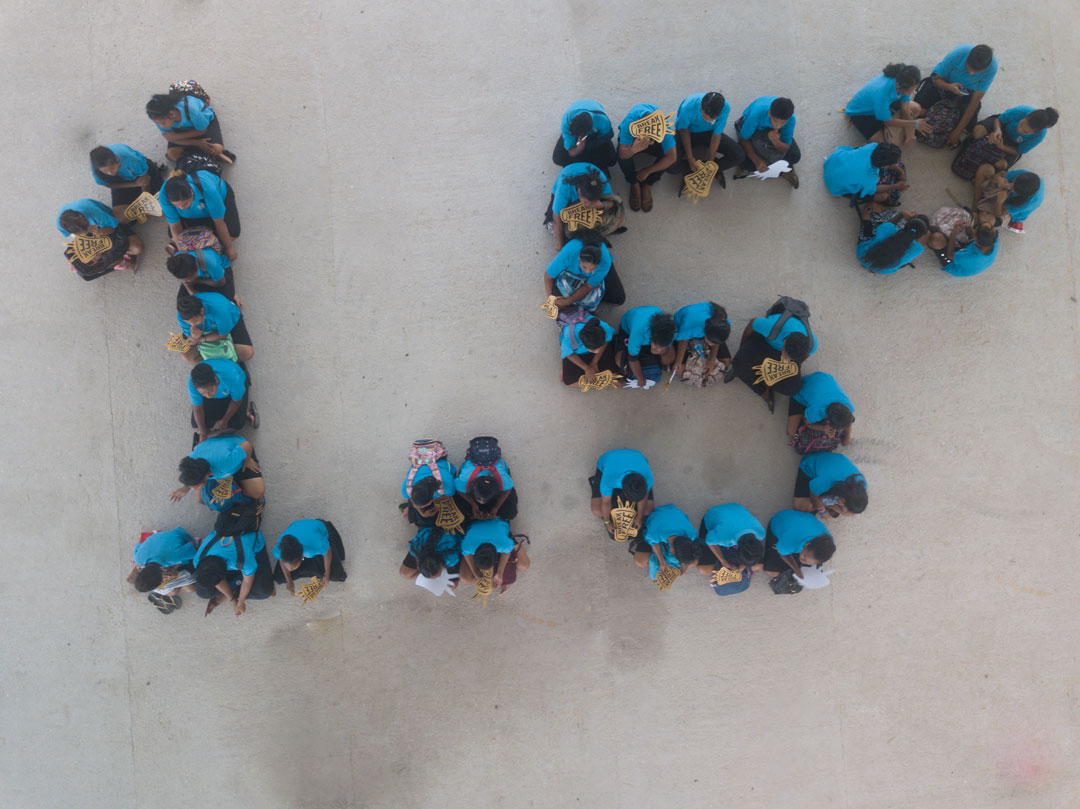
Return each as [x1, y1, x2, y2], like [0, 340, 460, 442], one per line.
[176, 151, 222, 177]
[405, 439, 448, 497]
[465, 436, 504, 491]
[213, 498, 262, 535]
[765, 296, 813, 346]
[770, 569, 804, 595]
[169, 79, 211, 103]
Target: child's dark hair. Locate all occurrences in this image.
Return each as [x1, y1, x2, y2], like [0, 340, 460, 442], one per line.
[164, 175, 194, 204]
[832, 478, 868, 514]
[870, 143, 902, 167]
[702, 92, 726, 118]
[569, 167, 606, 202]
[166, 253, 198, 279]
[178, 456, 212, 486]
[190, 362, 217, 389]
[579, 317, 608, 351]
[89, 146, 117, 169]
[568, 111, 593, 138]
[416, 526, 446, 578]
[805, 534, 836, 563]
[1027, 108, 1059, 132]
[620, 472, 648, 502]
[473, 543, 497, 570]
[882, 63, 921, 88]
[410, 476, 439, 508]
[975, 224, 998, 249]
[967, 45, 994, 72]
[176, 293, 205, 320]
[825, 403, 854, 430]
[471, 475, 499, 505]
[277, 536, 303, 564]
[770, 97, 794, 120]
[145, 92, 185, 119]
[59, 210, 89, 234]
[649, 313, 676, 348]
[704, 303, 730, 344]
[578, 243, 603, 265]
[1009, 172, 1040, 203]
[862, 215, 929, 271]
[134, 563, 164, 593]
[195, 554, 229, 588]
[671, 536, 698, 564]
[736, 535, 765, 566]
[783, 333, 811, 364]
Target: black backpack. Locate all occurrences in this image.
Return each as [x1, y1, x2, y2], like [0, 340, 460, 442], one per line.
[466, 436, 501, 465]
[770, 569, 804, 595]
[765, 296, 813, 346]
[213, 499, 262, 536]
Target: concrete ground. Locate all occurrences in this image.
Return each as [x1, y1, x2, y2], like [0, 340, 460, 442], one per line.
[2, 1, 1079, 807]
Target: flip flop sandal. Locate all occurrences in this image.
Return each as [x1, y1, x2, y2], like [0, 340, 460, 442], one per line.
[165, 241, 178, 256]
[248, 401, 260, 429]
[222, 149, 237, 163]
[715, 171, 727, 189]
[160, 594, 182, 610]
[147, 593, 175, 614]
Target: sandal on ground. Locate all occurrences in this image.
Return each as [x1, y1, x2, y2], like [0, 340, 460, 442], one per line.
[165, 241, 178, 256]
[248, 401, 259, 429]
[629, 184, 642, 212]
[784, 169, 800, 189]
[640, 184, 653, 212]
[222, 149, 237, 163]
[160, 594, 182, 610]
[148, 593, 175, 614]
[715, 171, 727, 189]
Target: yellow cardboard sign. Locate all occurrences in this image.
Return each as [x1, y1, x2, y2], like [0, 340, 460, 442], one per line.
[165, 332, 191, 352]
[578, 370, 621, 392]
[434, 495, 465, 535]
[711, 567, 743, 586]
[71, 234, 113, 263]
[682, 160, 719, 203]
[655, 566, 681, 592]
[472, 567, 493, 606]
[752, 357, 799, 387]
[540, 295, 559, 319]
[559, 201, 600, 232]
[628, 109, 675, 143]
[124, 192, 163, 223]
[209, 477, 235, 505]
[297, 577, 325, 605]
[610, 496, 638, 542]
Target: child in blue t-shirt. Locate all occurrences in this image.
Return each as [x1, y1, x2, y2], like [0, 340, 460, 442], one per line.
[733, 96, 801, 187]
[89, 144, 163, 217]
[617, 103, 678, 213]
[272, 518, 348, 591]
[175, 291, 254, 365]
[553, 100, 617, 169]
[145, 88, 234, 165]
[673, 91, 744, 189]
[159, 170, 241, 263]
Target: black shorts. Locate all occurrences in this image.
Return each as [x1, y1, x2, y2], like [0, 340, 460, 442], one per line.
[849, 114, 885, 139]
[192, 387, 249, 431]
[627, 537, 651, 555]
[400, 552, 460, 575]
[230, 313, 252, 347]
[762, 529, 788, 573]
[788, 397, 807, 417]
[793, 468, 812, 498]
[234, 448, 261, 482]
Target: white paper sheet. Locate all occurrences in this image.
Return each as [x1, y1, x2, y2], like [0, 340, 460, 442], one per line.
[416, 570, 459, 596]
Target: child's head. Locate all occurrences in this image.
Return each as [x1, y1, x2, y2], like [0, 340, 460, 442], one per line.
[825, 403, 854, 430]
[783, 333, 811, 364]
[410, 476, 439, 508]
[195, 555, 229, 590]
[473, 543, 498, 571]
[704, 304, 730, 346]
[568, 111, 594, 139]
[90, 146, 120, 175]
[620, 472, 648, 503]
[670, 536, 698, 564]
[166, 252, 199, 281]
[870, 143, 902, 168]
[801, 535, 836, 566]
[579, 317, 609, 352]
[736, 535, 765, 567]
[178, 456, 212, 486]
[648, 313, 676, 350]
[471, 475, 500, 505]
[134, 563, 164, 593]
[277, 536, 304, 572]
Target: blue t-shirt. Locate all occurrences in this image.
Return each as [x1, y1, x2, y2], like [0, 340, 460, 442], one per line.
[674, 302, 727, 342]
[618, 103, 676, 151]
[273, 519, 331, 560]
[702, 504, 766, 547]
[190, 434, 248, 479]
[182, 247, 229, 280]
[551, 162, 611, 217]
[643, 505, 696, 580]
[156, 94, 216, 132]
[794, 372, 854, 424]
[547, 239, 612, 287]
[846, 74, 908, 122]
[455, 458, 515, 493]
[737, 96, 795, 144]
[596, 449, 654, 498]
[195, 530, 265, 577]
[856, 222, 925, 274]
[619, 306, 663, 357]
[751, 313, 818, 355]
[1004, 171, 1044, 223]
[824, 144, 880, 198]
[56, 198, 118, 236]
[932, 45, 998, 94]
[769, 510, 830, 556]
[675, 92, 731, 135]
[559, 100, 614, 150]
[92, 144, 150, 185]
[159, 170, 228, 223]
[999, 106, 1045, 154]
[800, 453, 866, 496]
[176, 291, 242, 338]
[133, 527, 196, 566]
[560, 319, 615, 359]
[401, 458, 457, 499]
[460, 519, 515, 557]
[188, 357, 247, 405]
[408, 527, 462, 568]
[945, 239, 999, 277]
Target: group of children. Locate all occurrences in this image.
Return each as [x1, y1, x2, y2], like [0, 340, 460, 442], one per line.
[56, 82, 348, 616]
[825, 45, 1051, 277]
[396, 438, 530, 600]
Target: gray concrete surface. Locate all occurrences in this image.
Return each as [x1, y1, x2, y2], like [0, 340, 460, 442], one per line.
[2, 1, 1079, 807]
